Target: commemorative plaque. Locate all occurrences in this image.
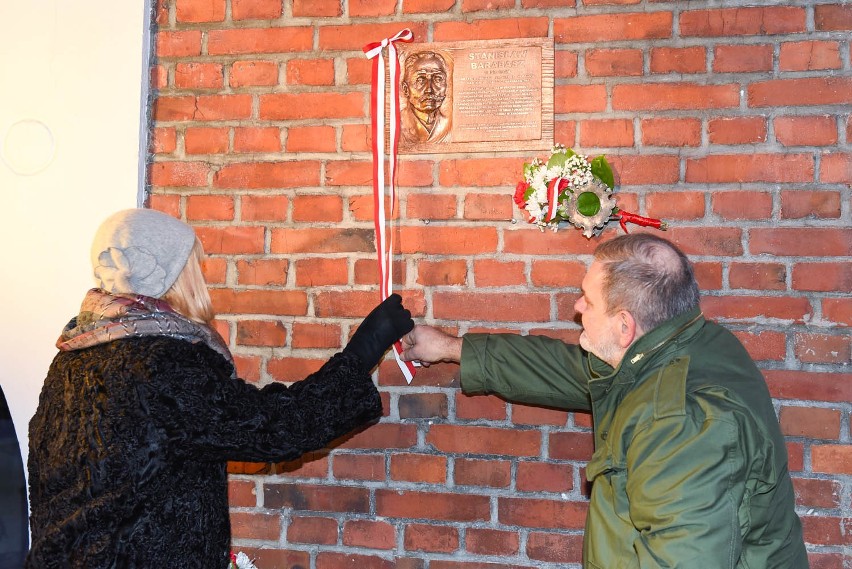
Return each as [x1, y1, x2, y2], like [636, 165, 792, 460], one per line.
[395, 38, 554, 154]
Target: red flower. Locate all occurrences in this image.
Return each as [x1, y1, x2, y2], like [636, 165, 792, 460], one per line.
[514, 181, 528, 207]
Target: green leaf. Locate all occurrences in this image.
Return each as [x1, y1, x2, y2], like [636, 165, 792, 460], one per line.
[590, 155, 614, 189]
[546, 147, 575, 170]
[577, 191, 601, 217]
[523, 186, 536, 201]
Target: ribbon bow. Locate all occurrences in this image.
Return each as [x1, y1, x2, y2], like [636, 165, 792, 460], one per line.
[363, 29, 416, 383]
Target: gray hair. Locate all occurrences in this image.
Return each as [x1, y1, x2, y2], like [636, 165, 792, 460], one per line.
[594, 233, 700, 332]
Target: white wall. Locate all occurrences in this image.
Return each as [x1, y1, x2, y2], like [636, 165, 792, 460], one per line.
[0, 0, 150, 479]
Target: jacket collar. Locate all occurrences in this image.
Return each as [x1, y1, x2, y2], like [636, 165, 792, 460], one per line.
[587, 307, 705, 382]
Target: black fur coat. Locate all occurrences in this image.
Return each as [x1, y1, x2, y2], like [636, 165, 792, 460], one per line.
[25, 336, 382, 568]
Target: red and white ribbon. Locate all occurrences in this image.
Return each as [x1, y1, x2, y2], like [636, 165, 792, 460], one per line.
[364, 29, 416, 383]
[545, 177, 563, 222]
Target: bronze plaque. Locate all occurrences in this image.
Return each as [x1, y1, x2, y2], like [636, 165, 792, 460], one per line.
[396, 38, 553, 154]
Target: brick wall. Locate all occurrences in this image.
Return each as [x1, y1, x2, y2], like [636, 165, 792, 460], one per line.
[148, 1, 851, 567]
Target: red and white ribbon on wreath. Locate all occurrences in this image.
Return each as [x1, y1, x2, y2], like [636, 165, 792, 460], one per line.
[545, 177, 564, 222]
[363, 28, 417, 383]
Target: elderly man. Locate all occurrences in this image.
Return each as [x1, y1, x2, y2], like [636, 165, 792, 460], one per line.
[400, 50, 451, 144]
[401, 233, 808, 569]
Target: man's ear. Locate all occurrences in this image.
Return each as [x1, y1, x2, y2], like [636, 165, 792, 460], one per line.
[617, 310, 639, 349]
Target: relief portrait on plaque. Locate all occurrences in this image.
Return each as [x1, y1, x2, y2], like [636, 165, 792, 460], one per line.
[399, 49, 454, 145]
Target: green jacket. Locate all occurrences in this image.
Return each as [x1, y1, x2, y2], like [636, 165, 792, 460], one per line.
[461, 308, 808, 569]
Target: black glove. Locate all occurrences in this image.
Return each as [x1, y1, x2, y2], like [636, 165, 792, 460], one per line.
[344, 294, 414, 372]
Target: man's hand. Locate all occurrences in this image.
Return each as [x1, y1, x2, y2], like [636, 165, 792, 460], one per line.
[400, 325, 462, 367]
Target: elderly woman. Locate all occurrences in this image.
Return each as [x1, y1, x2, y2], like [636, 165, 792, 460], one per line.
[25, 208, 412, 568]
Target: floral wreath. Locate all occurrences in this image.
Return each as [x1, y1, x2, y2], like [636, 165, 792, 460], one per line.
[513, 145, 666, 238]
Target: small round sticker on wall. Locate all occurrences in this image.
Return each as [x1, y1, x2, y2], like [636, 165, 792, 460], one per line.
[1, 119, 56, 176]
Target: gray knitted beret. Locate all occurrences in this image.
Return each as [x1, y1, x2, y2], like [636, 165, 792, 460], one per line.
[91, 208, 196, 298]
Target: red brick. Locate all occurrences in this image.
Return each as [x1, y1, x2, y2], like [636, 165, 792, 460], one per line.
[455, 393, 507, 422]
[815, 4, 852, 31]
[433, 18, 549, 41]
[464, 192, 513, 221]
[775, 116, 838, 146]
[516, 461, 572, 493]
[287, 516, 337, 545]
[781, 190, 842, 219]
[579, 119, 634, 147]
[530, 260, 585, 288]
[454, 458, 512, 488]
[465, 528, 520, 556]
[555, 51, 579, 77]
[554, 12, 672, 43]
[640, 118, 701, 147]
[498, 496, 588, 529]
[607, 154, 681, 185]
[554, 85, 608, 113]
[647, 191, 705, 220]
[229, 512, 279, 540]
[549, 432, 594, 461]
[293, 195, 344, 223]
[327, 162, 373, 189]
[680, 7, 806, 36]
[693, 261, 723, 290]
[175, 0, 225, 22]
[332, 453, 385, 482]
[294, 258, 348, 287]
[398, 393, 449, 420]
[174, 62, 223, 89]
[232, 0, 281, 20]
[780, 406, 841, 440]
[403, 0, 458, 13]
[398, 160, 436, 187]
[473, 260, 526, 287]
[711, 190, 772, 220]
[228, 479, 257, 507]
[750, 228, 852, 257]
[649, 46, 706, 74]
[149, 161, 209, 187]
[765, 370, 852, 404]
[241, 195, 288, 222]
[150, 65, 167, 89]
[555, 120, 577, 146]
[729, 262, 786, 291]
[265, 483, 371, 513]
[210, 289, 308, 316]
[390, 453, 448, 484]
[433, 291, 550, 322]
[732, 330, 786, 362]
[186, 194, 235, 221]
[793, 478, 842, 510]
[700, 295, 812, 323]
[337, 423, 419, 451]
[319, 23, 429, 51]
[439, 157, 524, 187]
[428, 424, 540, 457]
[184, 127, 228, 154]
[286, 59, 335, 86]
[404, 523, 459, 553]
[416, 260, 467, 286]
[407, 194, 457, 220]
[290, 322, 340, 350]
[748, 77, 852, 107]
[293, 0, 341, 16]
[462, 0, 514, 11]
[202, 257, 227, 285]
[153, 96, 196, 121]
[195, 94, 253, 120]
[820, 152, 851, 184]
[156, 31, 202, 57]
[585, 48, 643, 76]
[230, 60, 279, 87]
[822, 298, 851, 326]
[215, 161, 321, 189]
[260, 92, 364, 120]
[811, 445, 852, 475]
[685, 154, 813, 183]
[780, 41, 842, 71]
[527, 532, 584, 564]
[792, 262, 851, 292]
[342, 519, 395, 550]
[613, 83, 739, 111]
[151, 127, 176, 154]
[666, 227, 744, 256]
[376, 489, 490, 522]
[286, 126, 337, 153]
[233, 127, 281, 153]
[401, 227, 498, 255]
[503, 228, 598, 257]
[713, 44, 773, 72]
[277, 452, 331, 479]
[195, 226, 265, 255]
[794, 333, 850, 365]
[208, 27, 313, 55]
[708, 117, 767, 144]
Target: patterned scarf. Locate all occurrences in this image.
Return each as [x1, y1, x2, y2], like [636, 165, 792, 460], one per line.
[58, 289, 234, 374]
